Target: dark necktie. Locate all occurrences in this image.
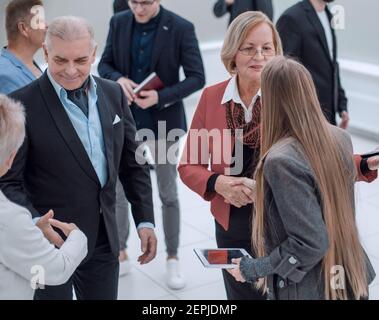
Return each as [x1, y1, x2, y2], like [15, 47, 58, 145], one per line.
[66, 77, 90, 117]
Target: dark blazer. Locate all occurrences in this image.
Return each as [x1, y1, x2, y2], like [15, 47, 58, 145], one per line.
[98, 6, 205, 136]
[0, 72, 155, 259]
[113, 0, 129, 14]
[276, 0, 348, 125]
[213, 0, 274, 24]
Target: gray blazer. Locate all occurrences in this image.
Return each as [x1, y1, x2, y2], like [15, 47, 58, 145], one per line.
[240, 126, 375, 299]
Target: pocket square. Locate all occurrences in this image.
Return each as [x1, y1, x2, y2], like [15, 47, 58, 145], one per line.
[113, 114, 121, 125]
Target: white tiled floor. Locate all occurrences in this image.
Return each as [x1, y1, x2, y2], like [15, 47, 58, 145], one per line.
[118, 171, 223, 300]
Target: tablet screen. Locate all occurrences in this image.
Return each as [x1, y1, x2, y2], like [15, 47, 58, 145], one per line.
[194, 248, 250, 268]
[205, 249, 245, 264]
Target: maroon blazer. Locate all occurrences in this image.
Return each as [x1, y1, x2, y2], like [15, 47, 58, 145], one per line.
[178, 79, 241, 230]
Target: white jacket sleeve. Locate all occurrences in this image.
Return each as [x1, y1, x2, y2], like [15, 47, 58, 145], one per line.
[0, 206, 88, 286]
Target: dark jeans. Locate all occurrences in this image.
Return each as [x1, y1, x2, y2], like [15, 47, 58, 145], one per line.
[34, 215, 119, 300]
[215, 205, 266, 300]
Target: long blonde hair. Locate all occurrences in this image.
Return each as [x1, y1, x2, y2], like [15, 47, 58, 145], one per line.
[253, 56, 368, 300]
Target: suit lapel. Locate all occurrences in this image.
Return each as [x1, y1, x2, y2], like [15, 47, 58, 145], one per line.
[96, 82, 114, 188]
[123, 12, 134, 76]
[303, 0, 333, 65]
[150, 8, 172, 71]
[38, 72, 100, 185]
[326, 7, 337, 62]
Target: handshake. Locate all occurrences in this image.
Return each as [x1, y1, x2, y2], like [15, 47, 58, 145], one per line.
[36, 210, 79, 248]
[215, 176, 256, 208]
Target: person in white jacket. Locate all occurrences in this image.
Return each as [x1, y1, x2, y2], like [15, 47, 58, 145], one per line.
[0, 94, 88, 300]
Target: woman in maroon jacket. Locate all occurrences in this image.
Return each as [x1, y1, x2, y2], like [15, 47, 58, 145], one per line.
[178, 11, 282, 300]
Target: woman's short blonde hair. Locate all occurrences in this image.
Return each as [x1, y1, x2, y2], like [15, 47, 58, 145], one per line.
[221, 11, 283, 74]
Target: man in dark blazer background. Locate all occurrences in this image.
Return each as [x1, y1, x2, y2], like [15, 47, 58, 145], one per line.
[98, 0, 205, 290]
[213, 0, 274, 24]
[0, 16, 157, 300]
[113, 0, 130, 14]
[277, 0, 349, 128]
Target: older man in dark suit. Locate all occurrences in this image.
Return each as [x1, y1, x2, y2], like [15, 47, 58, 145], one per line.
[98, 0, 205, 290]
[0, 16, 157, 300]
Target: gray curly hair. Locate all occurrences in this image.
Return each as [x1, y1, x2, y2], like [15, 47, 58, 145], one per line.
[0, 94, 25, 166]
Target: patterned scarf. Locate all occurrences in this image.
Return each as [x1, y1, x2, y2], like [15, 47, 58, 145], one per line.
[225, 97, 262, 149]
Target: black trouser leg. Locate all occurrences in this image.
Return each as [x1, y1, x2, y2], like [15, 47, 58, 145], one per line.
[215, 207, 266, 300]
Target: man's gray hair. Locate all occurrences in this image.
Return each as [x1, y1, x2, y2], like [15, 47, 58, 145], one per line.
[45, 16, 97, 50]
[0, 95, 25, 166]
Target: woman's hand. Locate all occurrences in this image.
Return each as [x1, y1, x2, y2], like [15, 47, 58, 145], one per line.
[215, 175, 255, 207]
[227, 258, 246, 283]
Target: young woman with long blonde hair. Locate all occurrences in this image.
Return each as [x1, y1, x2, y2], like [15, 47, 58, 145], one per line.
[228, 56, 375, 300]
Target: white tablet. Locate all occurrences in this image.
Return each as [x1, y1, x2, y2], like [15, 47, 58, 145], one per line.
[194, 248, 251, 269]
